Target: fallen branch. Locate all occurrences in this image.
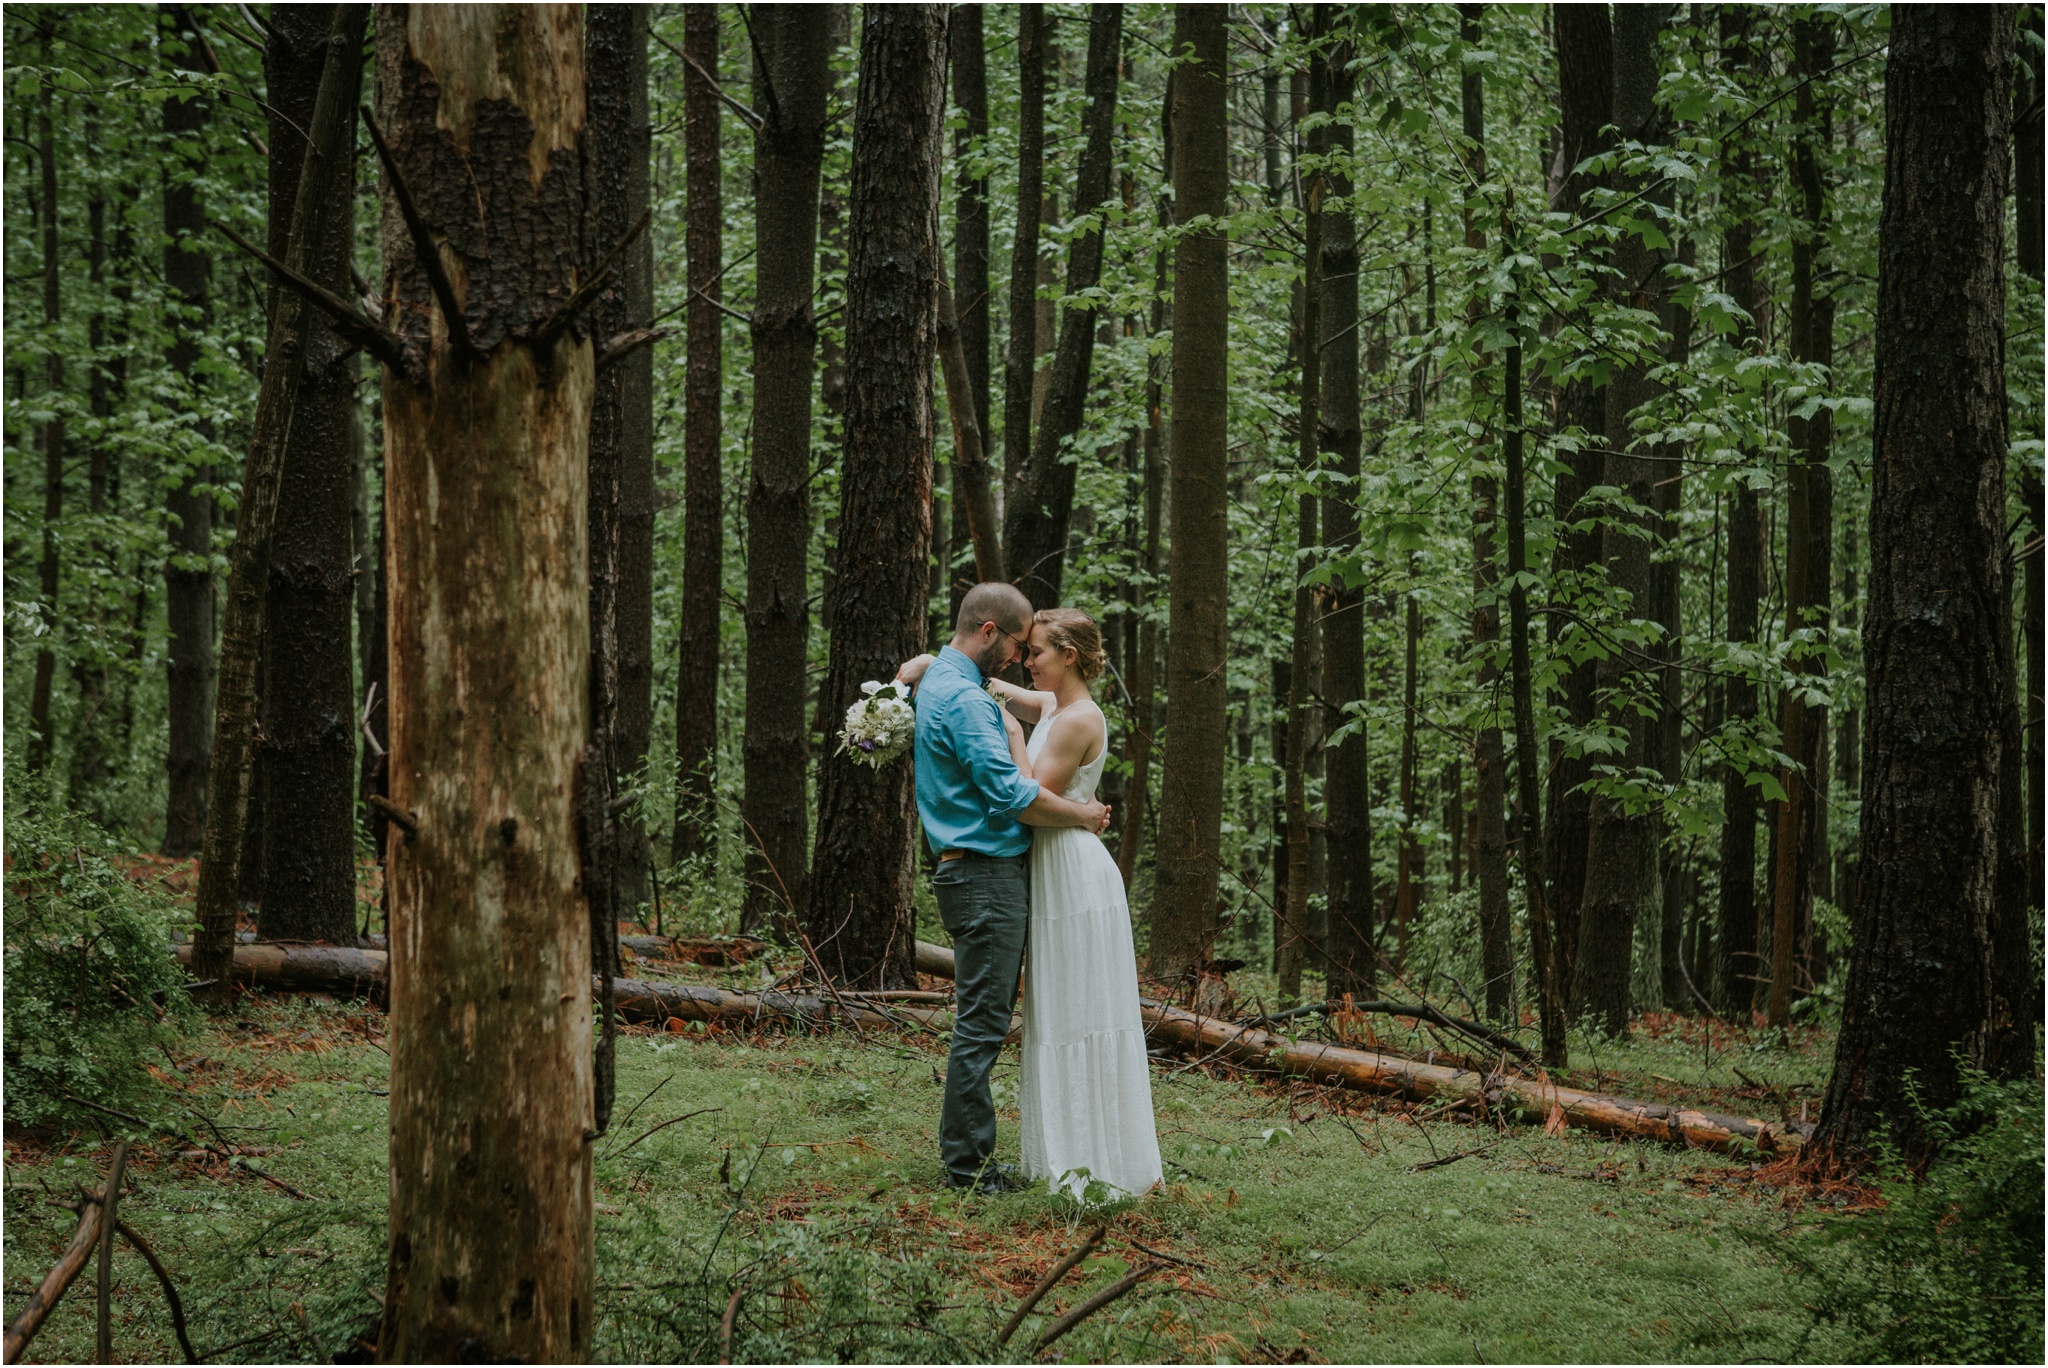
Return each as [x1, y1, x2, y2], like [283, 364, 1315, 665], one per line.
[1031, 1262, 1158, 1354]
[4, 1163, 114, 1363]
[1255, 998, 1533, 1062]
[96, 1142, 130, 1362]
[1408, 1140, 1503, 1173]
[50, 1201, 198, 1364]
[998, 1224, 1104, 1346]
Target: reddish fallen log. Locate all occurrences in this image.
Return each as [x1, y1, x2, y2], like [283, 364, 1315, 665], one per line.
[174, 942, 387, 998]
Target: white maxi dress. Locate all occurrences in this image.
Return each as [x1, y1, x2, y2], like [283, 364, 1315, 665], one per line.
[1018, 698, 1163, 1202]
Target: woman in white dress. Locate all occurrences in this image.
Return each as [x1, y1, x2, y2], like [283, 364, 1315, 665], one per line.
[985, 609, 1163, 1203]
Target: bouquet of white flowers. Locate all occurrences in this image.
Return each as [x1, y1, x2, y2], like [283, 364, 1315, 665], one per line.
[837, 680, 916, 768]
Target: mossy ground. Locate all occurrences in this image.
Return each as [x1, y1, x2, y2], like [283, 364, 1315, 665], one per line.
[3, 943, 1863, 1365]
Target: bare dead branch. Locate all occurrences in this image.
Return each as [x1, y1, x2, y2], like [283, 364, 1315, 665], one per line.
[533, 208, 653, 347]
[595, 325, 674, 371]
[998, 1224, 1105, 1346]
[211, 219, 414, 378]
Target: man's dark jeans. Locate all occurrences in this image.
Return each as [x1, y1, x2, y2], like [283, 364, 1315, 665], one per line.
[934, 852, 1029, 1186]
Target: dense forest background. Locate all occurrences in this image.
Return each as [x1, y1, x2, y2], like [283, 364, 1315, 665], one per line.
[6, 2, 2039, 1026]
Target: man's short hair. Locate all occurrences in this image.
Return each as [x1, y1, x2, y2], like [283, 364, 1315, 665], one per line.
[955, 581, 1033, 637]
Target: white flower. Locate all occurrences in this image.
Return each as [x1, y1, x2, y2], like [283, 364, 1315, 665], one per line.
[861, 680, 884, 697]
[837, 681, 916, 769]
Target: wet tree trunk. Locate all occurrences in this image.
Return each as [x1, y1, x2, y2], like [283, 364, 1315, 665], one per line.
[1767, 16, 1837, 1026]
[669, 3, 723, 871]
[1462, 2, 1513, 1024]
[257, 5, 364, 946]
[1151, 3, 1230, 983]
[587, 3, 656, 921]
[1715, 10, 1764, 1017]
[1001, 6, 1045, 530]
[28, 55, 62, 775]
[949, 4, 990, 615]
[805, 4, 947, 991]
[742, 6, 832, 937]
[2014, 5, 2044, 926]
[1816, 4, 2023, 1161]
[1318, 19, 1373, 1002]
[1545, 3, 1615, 995]
[373, 6, 597, 1357]
[1573, 4, 1672, 1036]
[1002, 6, 1121, 606]
[161, 3, 216, 857]
[1116, 231, 1169, 892]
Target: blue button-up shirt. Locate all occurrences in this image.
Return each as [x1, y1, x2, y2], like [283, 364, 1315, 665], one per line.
[912, 646, 1041, 856]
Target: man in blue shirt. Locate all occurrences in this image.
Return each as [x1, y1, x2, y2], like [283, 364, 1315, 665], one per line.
[899, 582, 1109, 1192]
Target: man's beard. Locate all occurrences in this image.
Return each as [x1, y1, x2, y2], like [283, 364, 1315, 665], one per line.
[973, 635, 1013, 678]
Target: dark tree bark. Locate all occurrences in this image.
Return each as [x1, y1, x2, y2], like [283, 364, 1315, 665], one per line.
[1573, 4, 1673, 1036]
[1279, 31, 1326, 1005]
[1714, 10, 1764, 1017]
[1766, 15, 1838, 1025]
[359, 416, 390, 873]
[2015, 5, 2044, 924]
[742, 6, 832, 936]
[1001, 7, 1046, 527]
[1002, 5, 1121, 605]
[587, 3, 657, 921]
[160, 3, 216, 857]
[937, 274, 1003, 580]
[371, 6, 597, 1356]
[806, 3, 947, 991]
[672, 2, 723, 870]
[1462, 3, 1513, 1023]
[2024, 468, 2045, 923]
[1656, 242, 1696, 1013]
[1545, 3, 1614, 996]
[1318, 17, 1373, 1002]
[2018, 5, 2044, 285]
[1151, 3, 1230, 982]
[949, 4, 990, 616]
[1115, 222, 1169, 892]
[256, 5, 364, 946]
[28, 52, 63, 775]
[1817, 4, 2024, 1160]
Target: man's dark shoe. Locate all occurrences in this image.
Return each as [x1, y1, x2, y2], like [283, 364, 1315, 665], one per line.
[949, 1163, 1027, 1195]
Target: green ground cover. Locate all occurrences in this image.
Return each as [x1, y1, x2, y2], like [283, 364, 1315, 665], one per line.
[4, 981, 1875, 1365]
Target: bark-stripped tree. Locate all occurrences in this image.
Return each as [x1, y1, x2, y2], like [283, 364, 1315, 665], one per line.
[1816, 3, 2024, 1161]
[742, 5, 832, 936]
[806, 3, 948, 990]
[1001, 5, 1121, 605]
[1151, 2, 1230, 983]
[367, 5, 601, 1356]
[256, 4, 363, 945]
[160, 2, 217, 857]
[1573, 3, 1672, 1036]
[672, 2, 723, 869]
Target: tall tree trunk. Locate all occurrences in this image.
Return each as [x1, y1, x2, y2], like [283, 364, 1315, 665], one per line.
[1835, 518, 1860, 913]
[1116, 230, 1169, 892]
[1462, 2, 1513, 1024]
[1001, 6, 1046, 512]
[1656, 242, 1695, 1012]
[359, 419, 390, 875]
[2014, 4, 2044, 926]
[1150, 3, 1229, 983]
[372, 6, 596, 1356]
[70, 153, 126, 821]
[1817, 4, 2022, 1161]
[806, 3, 947, 991]
[1767, 15, 1838, 1025]
[742, 6, 831, 936]
[1318, 17, 1373, 1002]
[587, 3, 656, 921]
[161, 3, 217, 857]
[1002, 6, 1122, 605]
[1279, 33, 1325, 1006]
[950, 4, 991, 615]
[671, 3, 723, 871]
[1714, 9, 1764, 1017]
[257, 5, 364, 946]
[187, 5, 367, 993]
[1573, 4, 1672, 1037]
[1507, 298, 1567, 1069]
[1545, 4, 1615, 998]
[28, 52, 63, 776]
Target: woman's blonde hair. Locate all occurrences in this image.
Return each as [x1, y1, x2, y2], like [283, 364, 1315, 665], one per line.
[1033, 608, 1106, 683]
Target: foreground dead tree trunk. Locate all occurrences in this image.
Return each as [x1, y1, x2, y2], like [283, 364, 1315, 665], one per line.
[257, 4, 364, 946]
[806, 4, 948, 990]
[371, 6, 597, 1356]
[1150, 4, 1230, 982]
[1816, 4, 2022, 1162]
[742, 5, 831, 938]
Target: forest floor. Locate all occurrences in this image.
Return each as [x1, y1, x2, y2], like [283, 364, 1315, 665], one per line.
[2, 934, 1873, 1365]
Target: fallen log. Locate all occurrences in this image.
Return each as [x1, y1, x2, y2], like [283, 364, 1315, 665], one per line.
[173, 942, 387, 997]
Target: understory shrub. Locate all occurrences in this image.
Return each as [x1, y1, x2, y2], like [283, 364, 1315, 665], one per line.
[3, 765, 191, 1130]
[1786, 1070, 2045, 1364]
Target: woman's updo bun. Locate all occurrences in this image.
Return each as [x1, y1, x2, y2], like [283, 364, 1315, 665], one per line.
[1034, 608, 1106, 683]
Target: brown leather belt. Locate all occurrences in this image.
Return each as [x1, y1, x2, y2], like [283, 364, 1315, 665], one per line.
[938, 849, 968, 862]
